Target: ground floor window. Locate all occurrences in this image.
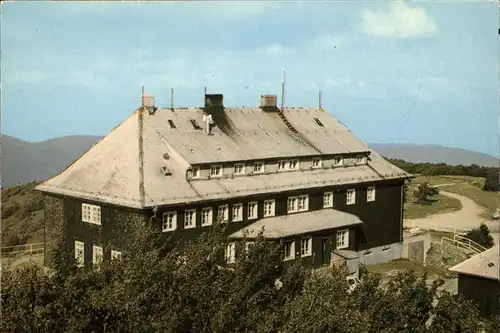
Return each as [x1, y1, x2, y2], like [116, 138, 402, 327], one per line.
[111, 250, 122, 260]
[225, 243, 236, 263]
[74, 240, 84, 267]
[92, 245, 103, 267]
[283, 241, 295, 261]
[301, 237, 312, 256]
[336, 230, 349, 249]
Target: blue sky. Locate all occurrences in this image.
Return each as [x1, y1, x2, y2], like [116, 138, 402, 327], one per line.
[2, 1, 498, 156]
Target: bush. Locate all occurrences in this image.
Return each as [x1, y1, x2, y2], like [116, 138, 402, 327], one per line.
[465, 223, 494, 249]
[483, 171, 500, 192]
[1, 202, 20, 219]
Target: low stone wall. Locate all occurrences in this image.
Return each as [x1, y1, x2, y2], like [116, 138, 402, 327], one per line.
[357, 242, 403, 266]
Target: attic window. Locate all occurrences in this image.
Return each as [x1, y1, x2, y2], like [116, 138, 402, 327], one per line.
[313, 117, 324, 127]
[168, 119, 176, 129]
[190, 119, 202, 130]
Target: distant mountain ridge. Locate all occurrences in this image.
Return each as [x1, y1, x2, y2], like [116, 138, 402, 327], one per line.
[1, 135, 102, 188]
[369, 143, 499, 168]
[1, 135, 498, 188]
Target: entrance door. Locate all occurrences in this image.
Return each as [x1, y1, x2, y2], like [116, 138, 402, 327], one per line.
[322, 237, 332, 266]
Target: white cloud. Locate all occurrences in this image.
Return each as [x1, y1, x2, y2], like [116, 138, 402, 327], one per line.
[8, 70, 51, 85]
[361, 1, 437, 38]
[261, 43, 294, 55]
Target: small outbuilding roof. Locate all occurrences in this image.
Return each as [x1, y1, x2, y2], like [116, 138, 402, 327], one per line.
[229, 209, 362, 239]
[449, 246, 500, 281]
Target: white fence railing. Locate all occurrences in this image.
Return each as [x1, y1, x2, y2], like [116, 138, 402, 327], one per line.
[0, 242, 44, 258]
[409, 220, 470, 235]
[440, 235, 487, 255]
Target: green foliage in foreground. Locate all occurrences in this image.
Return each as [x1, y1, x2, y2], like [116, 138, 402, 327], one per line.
[2, 225, 499, 333]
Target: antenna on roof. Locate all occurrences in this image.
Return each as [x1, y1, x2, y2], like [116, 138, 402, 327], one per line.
[204, 86, 207, 95]
[281, 70, 285, 110]
[170, 88, 174, 111]
[319, 90, 322, 109]
[141, 86, 145, 107]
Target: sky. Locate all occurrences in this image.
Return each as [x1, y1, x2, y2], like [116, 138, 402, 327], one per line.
[2, 0, 499, 156]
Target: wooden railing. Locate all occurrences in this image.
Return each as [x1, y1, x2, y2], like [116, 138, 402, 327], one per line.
[0, 242, 44, 258]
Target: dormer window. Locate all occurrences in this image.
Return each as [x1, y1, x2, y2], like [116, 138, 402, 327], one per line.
[356, 156, 367, 165]
[312, 157, 322, 168]
[333, 156, 343, 167]
[253, 162, 264, 174]
[289, 159, 299, 170]
[210, 165, 223, 177]
[234, 163, 245, 175]
[278, 160, 287, 171]
[192, 167, 200, 179]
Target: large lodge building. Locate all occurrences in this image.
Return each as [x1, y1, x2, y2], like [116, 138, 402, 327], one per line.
[36, 92, 412, 276]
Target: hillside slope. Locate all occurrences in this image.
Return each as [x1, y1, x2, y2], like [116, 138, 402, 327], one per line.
[369, 143, 499, 167]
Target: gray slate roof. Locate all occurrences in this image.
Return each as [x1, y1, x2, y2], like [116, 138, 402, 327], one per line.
[449, 246, 500, 281]
[36, 106, 412, 209]
[229, 209, 363, 239]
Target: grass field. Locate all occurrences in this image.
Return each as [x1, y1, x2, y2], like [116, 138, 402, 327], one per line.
[404, 193, 462, 219]
[412, 175, 498, 219]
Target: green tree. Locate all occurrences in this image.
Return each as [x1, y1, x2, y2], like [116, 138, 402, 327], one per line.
[413, 182, 440, 205]
[2, 223, 498, 333]
[483, 170, 500, 192]
[465, 223, 495, 249]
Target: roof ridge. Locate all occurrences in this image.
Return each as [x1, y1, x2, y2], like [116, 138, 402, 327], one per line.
[138, 109, 146, 207]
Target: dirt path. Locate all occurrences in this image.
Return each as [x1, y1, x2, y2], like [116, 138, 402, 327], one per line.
[405, 190, 499, 244]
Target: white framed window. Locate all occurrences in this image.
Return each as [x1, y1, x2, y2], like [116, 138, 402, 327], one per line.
[278, 160, 287, 171]
[192, 167, 200, 179]
[287, 197, 297, 213]
[283, 241, 295, 261]
[367, 186, 376, 202]
[323, 192, 333, 208]
[232, 203, 243, 222]
[92, 245, 103, 266]
[201, 207, 213, 226]
[297, 195, 309, 211]
[312, 157, 322, 168]
[184, 209, 196, 229]
[301, 237, 312, 257]
[82, 203, 101, 225]
[346, 189, 356, 205]
[333, 156, 343, 167]
[210, 165, 223, 177]
[234, 163, 245, 175]
[263, 199, 275, 217]
[111, 250, 121, 260]
[225, 243, 236, 263]
[245, 241, 254, 253]
[162, 212, 177, 232]
[336, 229, 349, 249]
[74, 240, 84, 267]
[289, 159, 299, 170]
[247, 202, 258, 220]
[217, 205, 229, 223]
[253, 162, 264, 174]
[356, 156, 367, 165]
[288, 195, 308, 213]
